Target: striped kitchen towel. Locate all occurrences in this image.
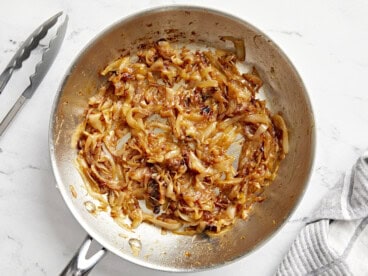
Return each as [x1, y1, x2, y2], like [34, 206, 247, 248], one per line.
[276, 152, 368, 276]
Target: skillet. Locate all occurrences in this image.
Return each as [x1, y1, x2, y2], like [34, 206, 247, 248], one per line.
[49, 6, 315, 275]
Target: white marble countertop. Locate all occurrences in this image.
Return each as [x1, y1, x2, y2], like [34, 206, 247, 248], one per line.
[1, 0, 368, 275]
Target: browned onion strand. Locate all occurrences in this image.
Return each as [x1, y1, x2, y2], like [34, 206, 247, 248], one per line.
[73, 40, 288, 234]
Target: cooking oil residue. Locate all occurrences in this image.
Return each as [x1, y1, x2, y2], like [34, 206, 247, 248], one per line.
[128, 238, 142, 256]
[69, 185, 77, 198]
[184, 251, 192, 257]
[119, 233, 128, 239]
[84, 201, 96, 214]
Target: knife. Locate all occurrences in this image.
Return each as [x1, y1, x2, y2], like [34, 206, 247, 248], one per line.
[0, 13, 68, 136]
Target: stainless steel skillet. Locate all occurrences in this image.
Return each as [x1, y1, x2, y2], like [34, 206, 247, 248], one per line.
[49, 6, 315, 275]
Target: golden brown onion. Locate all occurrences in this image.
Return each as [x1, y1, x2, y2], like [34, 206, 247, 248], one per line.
[74, 41, 288, 234]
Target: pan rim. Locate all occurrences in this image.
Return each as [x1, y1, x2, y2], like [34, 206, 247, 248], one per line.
[49, 4, 316, 272]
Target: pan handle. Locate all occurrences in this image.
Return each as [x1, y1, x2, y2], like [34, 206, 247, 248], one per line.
[60, 235, 107, 276]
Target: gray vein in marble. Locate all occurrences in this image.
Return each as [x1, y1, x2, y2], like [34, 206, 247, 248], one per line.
[4, 49, 16, 53]
[351, 95, 368, 102]
[67, 30, 79, 40]
[318, 126, 340, 141]
[288, 217, 308, 223]
[30, 262, 47, 275]
[28, 164, 42, 170]
[7, 235, 16, 242]
[0, 164, 44, 176]
[315, 166, 343, 189]
[332, 126, 341, 140]
[7, 234, 23, 249]
[5, 235, 24, 270]
[0, 169, 7, 175]
[67, 27, 89, 41]
[267, 29, 302, 37]
[0, 148, 18, 157]
[3, 39, 47, 56]
[318, 125, 367, 155]
[3, 39, 21, 53]
[7, 234, 47, 275]
[322, 126, 341, 141]
[352, 145, 365, 156]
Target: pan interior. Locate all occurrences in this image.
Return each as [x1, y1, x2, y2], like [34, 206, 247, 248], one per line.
[50, 7, 315, 272]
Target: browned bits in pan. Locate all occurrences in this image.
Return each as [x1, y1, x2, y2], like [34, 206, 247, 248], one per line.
[73, 41, 288, 234]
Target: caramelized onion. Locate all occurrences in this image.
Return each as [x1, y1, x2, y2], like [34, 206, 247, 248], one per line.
[220, 36, 246, 61]
[74, 41, 288, 234]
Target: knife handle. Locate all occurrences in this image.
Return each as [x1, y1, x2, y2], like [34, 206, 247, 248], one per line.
[0, 95, 26, 136]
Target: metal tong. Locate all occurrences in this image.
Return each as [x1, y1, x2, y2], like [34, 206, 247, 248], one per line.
[0, 12, 68, 136]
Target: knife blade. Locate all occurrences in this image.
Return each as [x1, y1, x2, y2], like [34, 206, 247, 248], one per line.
[0, 12, 63, 95]
[0, 13, 68, 136]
